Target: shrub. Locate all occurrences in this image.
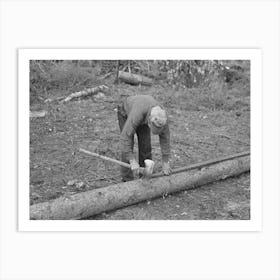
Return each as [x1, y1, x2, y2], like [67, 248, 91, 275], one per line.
[30, 60, 99, 105]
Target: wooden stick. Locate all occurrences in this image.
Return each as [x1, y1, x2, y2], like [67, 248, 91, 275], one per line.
[151, 150, 250, 178]
[79, 148, 145, 172]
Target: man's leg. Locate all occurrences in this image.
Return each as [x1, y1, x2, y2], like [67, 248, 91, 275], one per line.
[136, 124, 152, 169]
[117, 105, 134, 182]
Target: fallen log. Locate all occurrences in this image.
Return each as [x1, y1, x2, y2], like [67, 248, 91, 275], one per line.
[62, 85, 109, 102]
[30, 110, 47, 118]
[45, 85, 109, 103]
[118, 71, 153, 86]
[140, 70, 167, 80]
[30, 153, 250, 220]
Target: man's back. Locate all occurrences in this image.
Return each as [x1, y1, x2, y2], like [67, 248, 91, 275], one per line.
[124, 95, 158, 117]
[117, 94, 171, 179]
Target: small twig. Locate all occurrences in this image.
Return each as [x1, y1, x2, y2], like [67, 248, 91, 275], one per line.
[101, 72, 113, 79]
[175, 146, 192, 158]
[215, 133, 250, 146]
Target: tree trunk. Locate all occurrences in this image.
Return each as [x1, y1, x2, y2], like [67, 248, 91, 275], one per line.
[30, 155, 250, 220]
[141, 70, 167, 80]
[118, 71, 153, 86]
[114, 60, 120, 84]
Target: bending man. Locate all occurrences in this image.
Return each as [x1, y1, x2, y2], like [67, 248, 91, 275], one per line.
[117, 94, 171, 181]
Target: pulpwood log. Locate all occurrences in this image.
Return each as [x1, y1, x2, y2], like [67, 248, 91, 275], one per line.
[118, 71, 153, 86]
[30, 155, 250, 220]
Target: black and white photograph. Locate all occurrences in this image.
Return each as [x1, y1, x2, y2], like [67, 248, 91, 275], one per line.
[1, 1, 279, 280]
[27, 56, 252, 221]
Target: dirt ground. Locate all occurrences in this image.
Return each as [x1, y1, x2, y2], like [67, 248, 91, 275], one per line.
[30, 81, 250, 220]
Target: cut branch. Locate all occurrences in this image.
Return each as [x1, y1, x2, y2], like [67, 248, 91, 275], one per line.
[62, 85, 109, 102]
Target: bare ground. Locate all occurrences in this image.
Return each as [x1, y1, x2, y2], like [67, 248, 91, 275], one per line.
[30, 82, 250, 219]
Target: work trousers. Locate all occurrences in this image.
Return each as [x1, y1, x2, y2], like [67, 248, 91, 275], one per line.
[117, 104, 152, 181]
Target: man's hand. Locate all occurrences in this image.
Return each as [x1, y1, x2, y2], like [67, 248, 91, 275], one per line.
[129, 159, 140, 177]
[162, 161, 172, 175]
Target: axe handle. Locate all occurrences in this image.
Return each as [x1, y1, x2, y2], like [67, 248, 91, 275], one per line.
[79, 148, 145, 172]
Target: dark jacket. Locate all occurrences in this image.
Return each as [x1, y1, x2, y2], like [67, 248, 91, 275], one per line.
[120, 95, 170, 162]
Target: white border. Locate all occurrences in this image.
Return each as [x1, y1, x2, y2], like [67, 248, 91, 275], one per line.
[19, 49, 262, 231]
